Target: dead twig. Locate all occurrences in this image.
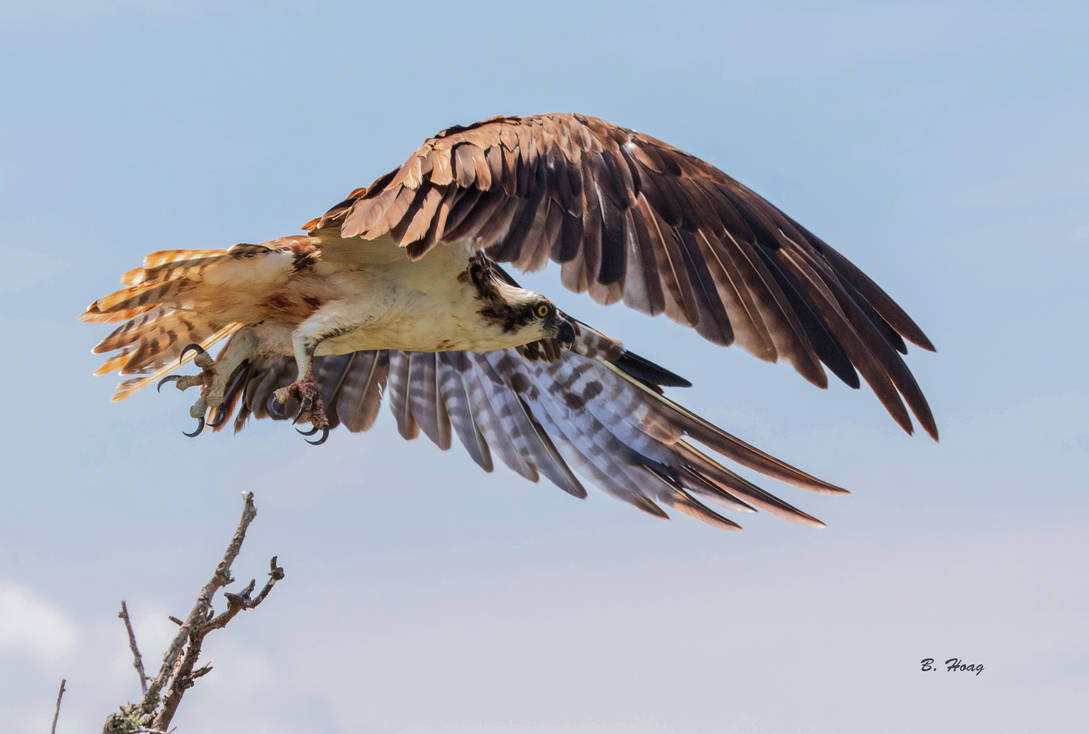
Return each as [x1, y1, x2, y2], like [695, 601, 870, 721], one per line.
[152, 554, 285, 729]
[102, 492, 284, 734]
[118, 601, 148, 694]
[51, 679, 66, 734]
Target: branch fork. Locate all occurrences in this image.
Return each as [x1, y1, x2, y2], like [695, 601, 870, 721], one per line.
[100, 493, 284, 734]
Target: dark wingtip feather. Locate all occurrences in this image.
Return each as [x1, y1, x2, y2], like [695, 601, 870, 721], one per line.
[924, 419, 940, 441]
[615, 350, 692, 388]
[914, 332, 937, 353]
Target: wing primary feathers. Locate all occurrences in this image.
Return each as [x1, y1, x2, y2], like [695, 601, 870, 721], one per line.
[614, 350, 691, 388]
[752, 244, 860, 388]
[597, 359, 848, 495]
[645, 472, 744, 531]
[780, 245, 928, 437]
[787, 220, 936, 352]
[694, 227, 778, 360]
[673, 443, 827, 526]
[719, 226, 828, 386]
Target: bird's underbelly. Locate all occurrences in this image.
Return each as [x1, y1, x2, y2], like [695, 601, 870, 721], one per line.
[317, 312, 495, 354]
[254, 263, 515, 355]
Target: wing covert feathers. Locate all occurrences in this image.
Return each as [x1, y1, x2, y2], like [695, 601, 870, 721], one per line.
[310, 113, 936, 439]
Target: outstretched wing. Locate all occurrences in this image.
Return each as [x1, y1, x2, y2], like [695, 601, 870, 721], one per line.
[307, 113, 936, 438]
[215, 339, 848, 530]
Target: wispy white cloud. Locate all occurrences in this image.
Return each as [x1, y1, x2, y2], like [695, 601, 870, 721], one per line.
[0, 583, 77, 662]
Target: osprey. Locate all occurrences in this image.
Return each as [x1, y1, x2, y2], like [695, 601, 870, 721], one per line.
[83, 113, 936, 530]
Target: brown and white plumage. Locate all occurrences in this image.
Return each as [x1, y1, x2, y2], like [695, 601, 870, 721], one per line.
[313, 113, 936, 438]
[83, 112, 937, 530]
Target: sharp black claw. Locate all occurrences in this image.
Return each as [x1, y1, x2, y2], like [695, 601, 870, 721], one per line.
[183, 416, 206, 437]
[293, 396, 313, 424]
[289, 402, 311, 426]
[295, 424, 319, 436]
[180, 343, 206, 362]
[304, 427, 329, 446]
[207, 407, 228, 428]
[157, 375, 182, 393]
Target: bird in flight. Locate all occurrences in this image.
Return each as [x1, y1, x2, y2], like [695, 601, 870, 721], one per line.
[83, 113, 936, 530]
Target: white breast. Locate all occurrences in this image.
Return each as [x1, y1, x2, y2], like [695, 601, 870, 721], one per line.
[275, 240, 531, 355]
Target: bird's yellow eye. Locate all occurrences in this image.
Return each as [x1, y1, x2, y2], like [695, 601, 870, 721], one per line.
[536, 303, 551, 318]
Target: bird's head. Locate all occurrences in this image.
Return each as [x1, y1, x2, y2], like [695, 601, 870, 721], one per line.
[481, 282, 576, 347]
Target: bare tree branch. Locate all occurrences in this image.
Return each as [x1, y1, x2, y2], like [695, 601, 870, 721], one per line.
[51, 679, 66, 734]
[118, 602, 148, 694]
[102, 492, 284, 734]
[152, 554, 285, 730]
[141, 492, 257, 716]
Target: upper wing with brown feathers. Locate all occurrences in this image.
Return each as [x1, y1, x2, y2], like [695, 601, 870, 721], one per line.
[307, 113, 937, 438]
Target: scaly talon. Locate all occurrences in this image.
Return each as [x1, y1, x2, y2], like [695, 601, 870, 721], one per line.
[272, 371, 331, 445]
[158, 343, 225, 436]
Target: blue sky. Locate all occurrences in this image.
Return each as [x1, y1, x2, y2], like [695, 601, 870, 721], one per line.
[1, 0, 1086, 731]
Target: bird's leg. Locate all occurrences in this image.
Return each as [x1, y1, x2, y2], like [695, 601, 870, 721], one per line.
[270, 314, 354, 446]
[157, 328, 257, 436]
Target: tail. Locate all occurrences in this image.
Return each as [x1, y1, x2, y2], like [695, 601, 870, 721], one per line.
[82, 248, 245, 401]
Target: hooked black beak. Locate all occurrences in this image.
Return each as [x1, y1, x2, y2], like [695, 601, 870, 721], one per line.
[552, 317, 576, 345]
